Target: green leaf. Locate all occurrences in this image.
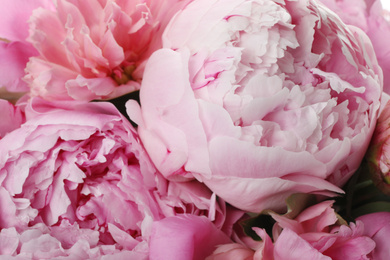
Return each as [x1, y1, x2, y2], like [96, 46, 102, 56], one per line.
[352, 201, 390, 218]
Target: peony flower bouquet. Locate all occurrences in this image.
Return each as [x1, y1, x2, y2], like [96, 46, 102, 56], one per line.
[1, 0, 390, 259]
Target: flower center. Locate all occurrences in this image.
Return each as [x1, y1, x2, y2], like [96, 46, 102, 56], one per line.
[111, 64, 137, 85]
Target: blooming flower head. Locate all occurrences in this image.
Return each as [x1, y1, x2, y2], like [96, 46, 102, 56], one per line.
[24, 0, 192, 101]
[128, 0, 383, 212]
[207, 201, 376, 260]
[0, 98, 227, 257]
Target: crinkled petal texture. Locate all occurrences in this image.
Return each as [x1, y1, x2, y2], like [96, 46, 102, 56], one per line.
[319, 0, 390, 93]
[206, 201, 376, 260]
[0, 0, 53, 93]
[0, 98, 227, 258]
[128, 0, 383, 212]
[24, 0, 193, 101]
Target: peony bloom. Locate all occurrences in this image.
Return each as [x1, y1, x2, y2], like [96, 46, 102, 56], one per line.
[357, 212, 390, 259]
[24, 0, 193, 101]
[0, 0, 54, 93]
[127, 0, 383, 212]
[0, 98, 228, 257]
[319, 0, 390, 93]
[207, 201, 376, 260]
[366, 100, 390, 194]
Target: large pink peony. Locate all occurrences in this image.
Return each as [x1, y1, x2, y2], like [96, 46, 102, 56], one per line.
[0, 0, 54, 93]
[0, 98, 229, 258]
[24, 0, 193, 101]
[319, 0, 390, 93]
[127, 0, 383, 212]
[207, 201, 376, 260]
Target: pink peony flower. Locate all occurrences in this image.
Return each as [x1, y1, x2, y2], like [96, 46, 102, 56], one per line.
[127, 0, 383, 212]
[24, 0, 193, 101]
[357, 212, 390, 259]
[207, 201, 376, 260]
[0, 0, 54, 93]
[0, 98, 229, 257]
[319, 0, 390, 93]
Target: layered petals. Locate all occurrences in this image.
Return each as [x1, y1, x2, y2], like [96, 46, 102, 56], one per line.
[25, 0, 194, 101]
[320, 0, 390, 93]
[0, 98, 229, 257]
[129, 0, 382, 212]
[207, 201, 375, 260]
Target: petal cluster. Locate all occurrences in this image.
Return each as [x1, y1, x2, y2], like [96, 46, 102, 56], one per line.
[207, 201, 375, 260]
[129, 0, 382, 212]
[319, 0, 390, 93]
[0, 99, 225, 257]
[24, 0, 192, 101]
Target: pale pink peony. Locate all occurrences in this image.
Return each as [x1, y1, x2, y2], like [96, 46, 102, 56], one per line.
[319, 0, 390, 93]
[207, 201, 376, 260]
[0, 0, 54, 93]
[357, 212, 390, 259]
[127, 0, 383, 212]
[0, 98, 229, 257]
[24, 0, 193, 101]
